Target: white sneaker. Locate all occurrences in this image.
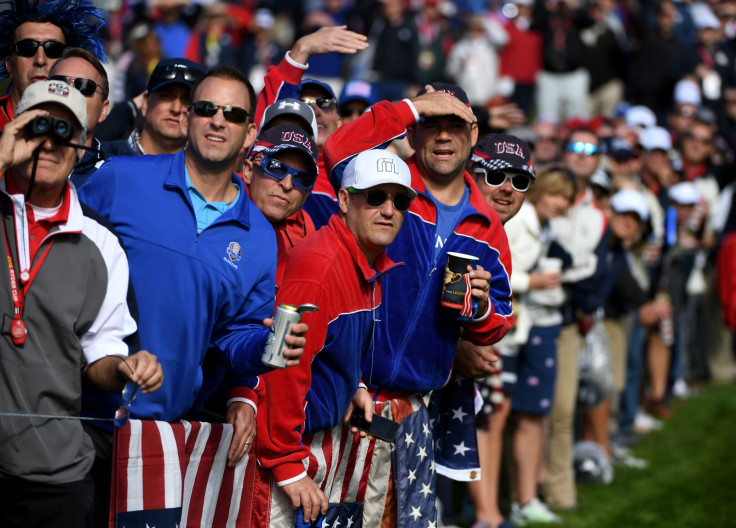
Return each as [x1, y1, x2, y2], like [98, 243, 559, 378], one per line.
[510, 498, 562, 525]
[634, 409, 663, 433]
[672, 378, 691, 399]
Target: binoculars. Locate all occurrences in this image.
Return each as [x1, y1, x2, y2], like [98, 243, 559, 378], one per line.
[26, 116, 74, 143]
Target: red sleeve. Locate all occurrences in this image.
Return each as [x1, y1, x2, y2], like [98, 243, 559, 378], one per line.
[323, 99, 417, 179]
[256, 274, 329, 484]
[462, 214, 514, 346]
[254, 55, 308, 132]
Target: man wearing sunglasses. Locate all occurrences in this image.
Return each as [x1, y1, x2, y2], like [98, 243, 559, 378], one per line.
[78, 66, 307, 505]
[255, 149, 414, 527]
[0, 80, 163, 527]
[245, 124, 318, 281]
[47, 47, 110, 187]
[0, 0, 107, 131]
[322, 82, 513, 526]
[101, 58, 204, 160]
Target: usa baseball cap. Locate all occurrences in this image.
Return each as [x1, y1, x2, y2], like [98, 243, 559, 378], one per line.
[147, 58, 205, 93]
[339, 80, 376, 108]
[250, 124, 319, 176]
[16, 79, 88, 134]
[416, 82, 471, 107]
[341, 149, 417, 198]
[470, 133, 536, 179]
[260, 98, 318, 141]
[602, 136, 634, 161]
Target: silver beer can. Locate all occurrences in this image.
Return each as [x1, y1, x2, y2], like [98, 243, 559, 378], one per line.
[262, 303, 318, 368]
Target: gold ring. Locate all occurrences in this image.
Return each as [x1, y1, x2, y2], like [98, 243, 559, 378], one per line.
[245, 441, 252, 445]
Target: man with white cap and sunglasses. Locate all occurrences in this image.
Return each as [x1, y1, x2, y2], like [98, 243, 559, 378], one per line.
[254, 149, 413, 527]
[0, 80, 162, 526]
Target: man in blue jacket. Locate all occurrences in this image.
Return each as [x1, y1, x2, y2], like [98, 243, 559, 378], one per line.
[78, 65, 307, 506]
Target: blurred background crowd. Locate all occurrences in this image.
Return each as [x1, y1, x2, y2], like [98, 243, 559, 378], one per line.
[2, 0, 735, 526]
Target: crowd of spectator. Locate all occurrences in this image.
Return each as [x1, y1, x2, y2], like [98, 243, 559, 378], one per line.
[1, 0, 736, 527]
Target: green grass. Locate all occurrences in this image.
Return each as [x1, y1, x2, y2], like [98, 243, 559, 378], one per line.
[555, 382, 736, 527]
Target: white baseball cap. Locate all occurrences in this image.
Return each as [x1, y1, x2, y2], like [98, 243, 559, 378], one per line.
[611, 188, 650, 221]
[341, 149, 417, 198]
[625, 105, 656, 129]
[669, 182, 700, 205]
[674, 79, 701, 106]
[15, 80, 88, 134]
[639, 126, 672, 152]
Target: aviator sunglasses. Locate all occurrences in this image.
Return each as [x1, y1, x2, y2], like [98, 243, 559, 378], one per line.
[190, 101, 250, 124]
[300, 96, 337, 111]
[348, 187, 414, 212]
[474, 168, 532, 193]
[156, 64, 204, 83]
[255, 153, 317, 191]
[13, 39, 66, 58]
[49, 75, 104, 98]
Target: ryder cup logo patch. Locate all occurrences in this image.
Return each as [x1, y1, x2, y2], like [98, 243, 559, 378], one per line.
[48, 81, 70, 98]
[226, 241, 242, 262]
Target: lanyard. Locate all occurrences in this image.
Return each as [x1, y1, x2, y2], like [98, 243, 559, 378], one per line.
[1, 211, 54, 346]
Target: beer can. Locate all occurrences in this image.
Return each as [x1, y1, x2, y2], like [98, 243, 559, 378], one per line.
[262, 303, 319, 368]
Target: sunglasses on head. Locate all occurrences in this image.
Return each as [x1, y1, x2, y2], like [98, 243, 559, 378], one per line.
[48, 75, 103, 98]
[566, 141, 600, 156]
[157, 64, 204, 83]
[347, 187, 414, 212]
[190, 100, 249, 123]
[473, 167, 532, 192]
[255, 153, 317, 191]
[300, 96, 337, 111]
[13, 39, 66, 58]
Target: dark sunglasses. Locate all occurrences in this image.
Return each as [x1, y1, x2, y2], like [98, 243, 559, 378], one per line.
[474, 168, 532, 192]
[156, 64, 204, 83]
[300, 96, 337, 111]
[566, 141, 600, 156]
[48, 75, 103, 98]
[114, 381, 138, 429]
[190, 100, 249, 123]
[348, 187, 414, 212]
[13, 39, 66, 58]
[255, 153, 317, 191]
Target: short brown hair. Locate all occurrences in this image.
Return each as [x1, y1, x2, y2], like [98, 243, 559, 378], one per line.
[526, 164, 576, 205]
[49, 46, 109, 100]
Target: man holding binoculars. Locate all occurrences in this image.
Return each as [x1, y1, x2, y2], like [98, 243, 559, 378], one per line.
[0, 80, 162, 527]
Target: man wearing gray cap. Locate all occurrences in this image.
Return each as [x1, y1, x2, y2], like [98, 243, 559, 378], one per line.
[0, 80, 162, 526]
[255, 149, 414, 528]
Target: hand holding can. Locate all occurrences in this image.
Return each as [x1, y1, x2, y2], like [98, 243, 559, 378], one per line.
[441, 252, 479, 320]
[262, 303, 318, 368]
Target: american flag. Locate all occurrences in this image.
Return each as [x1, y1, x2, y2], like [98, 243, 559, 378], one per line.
[259, 395, 438, 528]
[428, 375, 481, 481]
[111, 419, 257, 528]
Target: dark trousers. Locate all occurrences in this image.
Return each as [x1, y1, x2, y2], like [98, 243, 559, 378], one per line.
[0, 474, 94, 527]
[83, 423, 115, 528]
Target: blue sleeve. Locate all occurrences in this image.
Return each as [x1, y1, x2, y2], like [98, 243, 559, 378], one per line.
[213, 218, 277, 376]
[568, 230, 627, 314]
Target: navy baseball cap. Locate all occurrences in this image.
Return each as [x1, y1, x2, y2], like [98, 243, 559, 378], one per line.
[602, 136, 634, 161]
[299, 78, 336, 100]
[416, 82, 471, 107]
[250, 124, 319, 176]
[148, 58, 205, 93]
[470, 133, 536, 179]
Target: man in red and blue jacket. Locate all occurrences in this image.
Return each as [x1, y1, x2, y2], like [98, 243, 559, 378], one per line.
[254, 149, 414, 528]
[322, 82, 514, 526]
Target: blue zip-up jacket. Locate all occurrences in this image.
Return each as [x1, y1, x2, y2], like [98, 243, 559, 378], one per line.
[257, 215, 401, 484]
[324, 100, 514, 393]
[78, 151, 277, 423]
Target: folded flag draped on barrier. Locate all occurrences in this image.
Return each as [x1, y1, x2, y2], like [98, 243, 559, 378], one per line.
[111, 419, 256, 528]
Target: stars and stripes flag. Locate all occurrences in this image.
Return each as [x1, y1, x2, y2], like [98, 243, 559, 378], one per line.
[111, 419, 257, 528]
[428, 375, 482, 482]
